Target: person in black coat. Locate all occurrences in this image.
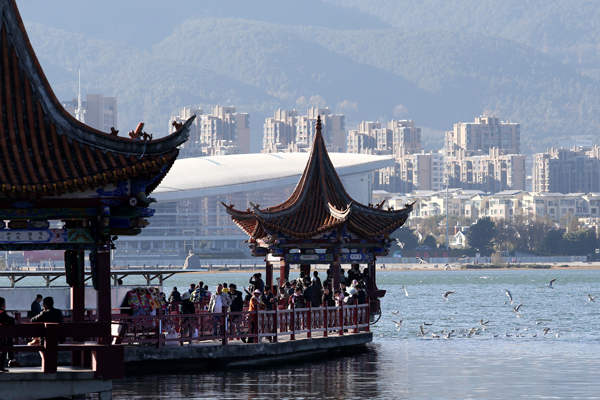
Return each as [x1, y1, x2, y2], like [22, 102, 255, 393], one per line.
[168, 287, 182, 304]
[0, 297, 17, 371]
[28, 294, 42, 318]
[30, 297, 63, 324]
[179, 292, 196, 315]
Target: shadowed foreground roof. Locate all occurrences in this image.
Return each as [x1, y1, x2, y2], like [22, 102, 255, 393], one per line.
[0, 0, 191, 200]
[224, 116, 413, 239]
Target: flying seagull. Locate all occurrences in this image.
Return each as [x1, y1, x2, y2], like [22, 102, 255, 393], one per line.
[588, 295, 597, 302]
[543, 327, 551, 335]
[505, 289, 513, 305]
[513, 303, 523, 315]
[547, 279, 556, 289]
[392, 320, 403, 331]
[402, 285, 411, 297]
[444, 330, 455, 339]
[390, 310, 400, 316]
[443, 291, 455, 301]
[419, 324, 429, 336]
[479, 319, 489, 327]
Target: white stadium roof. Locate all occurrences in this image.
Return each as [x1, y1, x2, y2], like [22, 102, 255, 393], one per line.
[154, 153, 395, 201]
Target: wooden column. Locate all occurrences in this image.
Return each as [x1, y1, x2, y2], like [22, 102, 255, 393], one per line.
[96, 246, 112, 344]
[300, 263, 311, 279]
[279, 257, 288, 284]
[331, 262, 340, 291]
[68, 250, 86, 367]
[368, 257, 376, 291]
[265, 261, 273, 290]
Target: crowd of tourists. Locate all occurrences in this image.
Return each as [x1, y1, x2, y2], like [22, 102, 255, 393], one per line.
[168, 263, 370, 315]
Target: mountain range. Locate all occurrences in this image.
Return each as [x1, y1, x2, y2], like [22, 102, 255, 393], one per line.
[16, 0, 600, 153]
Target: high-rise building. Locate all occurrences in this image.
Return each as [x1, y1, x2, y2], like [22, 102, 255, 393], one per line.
[263, 109, 299, 152]
[62, 94, 117, 133]
[263, 107, 345, 153]
[445, 115, 520, 157]
[533, 146, 600, 193]
[447, 148, 527, 192]
[170, 106, 250, 158]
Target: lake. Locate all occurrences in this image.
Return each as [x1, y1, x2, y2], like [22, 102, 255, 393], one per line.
[107, 269, 600, 399]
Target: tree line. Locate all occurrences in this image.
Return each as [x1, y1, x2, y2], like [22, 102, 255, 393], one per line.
[392, 215, 599, 256]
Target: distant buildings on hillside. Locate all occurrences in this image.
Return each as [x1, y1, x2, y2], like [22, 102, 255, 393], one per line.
[533, 145, 600, 193]
[62, 94, 117, 133]
[347, 115, 526, 194]
[165, 104, 600, 196]
[262, 107, 345, 153]
[170, 106, 250, 158]
[385, 189, 600, 224]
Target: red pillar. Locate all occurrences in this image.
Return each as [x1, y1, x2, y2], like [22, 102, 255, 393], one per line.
[300, 263, 311, 279]
[279, 258, 288, 284]
[96, 247, 112, 344]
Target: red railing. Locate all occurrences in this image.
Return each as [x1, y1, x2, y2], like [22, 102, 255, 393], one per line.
[112, 301, 370, 348]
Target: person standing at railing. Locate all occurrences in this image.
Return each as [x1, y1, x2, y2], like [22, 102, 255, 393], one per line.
[308, 278, 322, 307]
[28, 294, 43, 318]
[322, 287, 335, 307]
[208, 284, 232, 336]
[188, 283, 196, 295]
[334, 290, 344, 306]
[179, 292, 195, 344]
[228, 284, 244, 340]
[278, 285, 289, 307]
[249, 273, 265, 292]
[260, 287, 276, 311]
[260, 287, 276, 343]
[0, 297, 22, 371]
[288, 287, 305, 309]
[247, 289, 265, 343]
[168, 287, 182, 313]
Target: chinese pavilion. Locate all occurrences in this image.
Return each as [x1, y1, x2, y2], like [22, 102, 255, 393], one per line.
[0, 0, 191, 377]
[224, 116, 413, 315]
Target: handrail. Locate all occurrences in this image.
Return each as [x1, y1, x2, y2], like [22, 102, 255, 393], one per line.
[0, 322, 123, 378]
[112, 300, 370, 348]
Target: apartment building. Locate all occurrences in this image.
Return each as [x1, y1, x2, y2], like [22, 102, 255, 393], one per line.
[445, 115, 520, 157]
[263, 107, 345, 153]
[533, 146, 600, 193]
[170, 106, 250, 158]
[62, 94, 117, 133]
[446, 148, 527, 192]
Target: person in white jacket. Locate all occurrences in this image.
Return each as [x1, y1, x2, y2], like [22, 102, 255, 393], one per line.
[208, 284, 232, 335]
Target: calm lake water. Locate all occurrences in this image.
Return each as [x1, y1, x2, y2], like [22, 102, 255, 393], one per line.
[82, 269, 600, 398]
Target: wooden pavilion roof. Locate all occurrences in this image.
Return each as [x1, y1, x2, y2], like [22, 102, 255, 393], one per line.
[224, 116, 413, 240]
[0, 0, 191, 202]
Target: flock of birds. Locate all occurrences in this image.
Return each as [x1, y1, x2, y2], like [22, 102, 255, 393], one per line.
[384, 279, 598, 340]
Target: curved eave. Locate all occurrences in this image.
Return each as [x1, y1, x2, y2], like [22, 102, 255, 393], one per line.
[1, 0, 190, 156]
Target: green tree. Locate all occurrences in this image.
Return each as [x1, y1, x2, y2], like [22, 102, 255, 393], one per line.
[420, 234, 438, 249]
[467, 217, 497, 255]
[562, 228, 598, 256]
[390, 226, 419, 251]
[541, 229, 565, 255]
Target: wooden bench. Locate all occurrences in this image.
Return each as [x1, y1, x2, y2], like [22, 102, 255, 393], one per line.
[0, 322, 124, 379]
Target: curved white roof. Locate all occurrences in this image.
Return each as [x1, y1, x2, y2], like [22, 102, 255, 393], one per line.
[154, 153, 394, 201]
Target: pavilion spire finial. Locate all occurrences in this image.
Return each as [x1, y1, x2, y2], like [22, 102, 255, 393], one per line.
[316, 115, 322, 135]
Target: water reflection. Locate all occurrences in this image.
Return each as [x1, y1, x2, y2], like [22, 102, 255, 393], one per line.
[113, 347, 381, 400]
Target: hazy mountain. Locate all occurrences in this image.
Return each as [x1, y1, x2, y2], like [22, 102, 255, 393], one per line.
[17, 1, 600, 153]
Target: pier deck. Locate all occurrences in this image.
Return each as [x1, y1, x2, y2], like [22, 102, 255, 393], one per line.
[0, 366, 112, 400]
